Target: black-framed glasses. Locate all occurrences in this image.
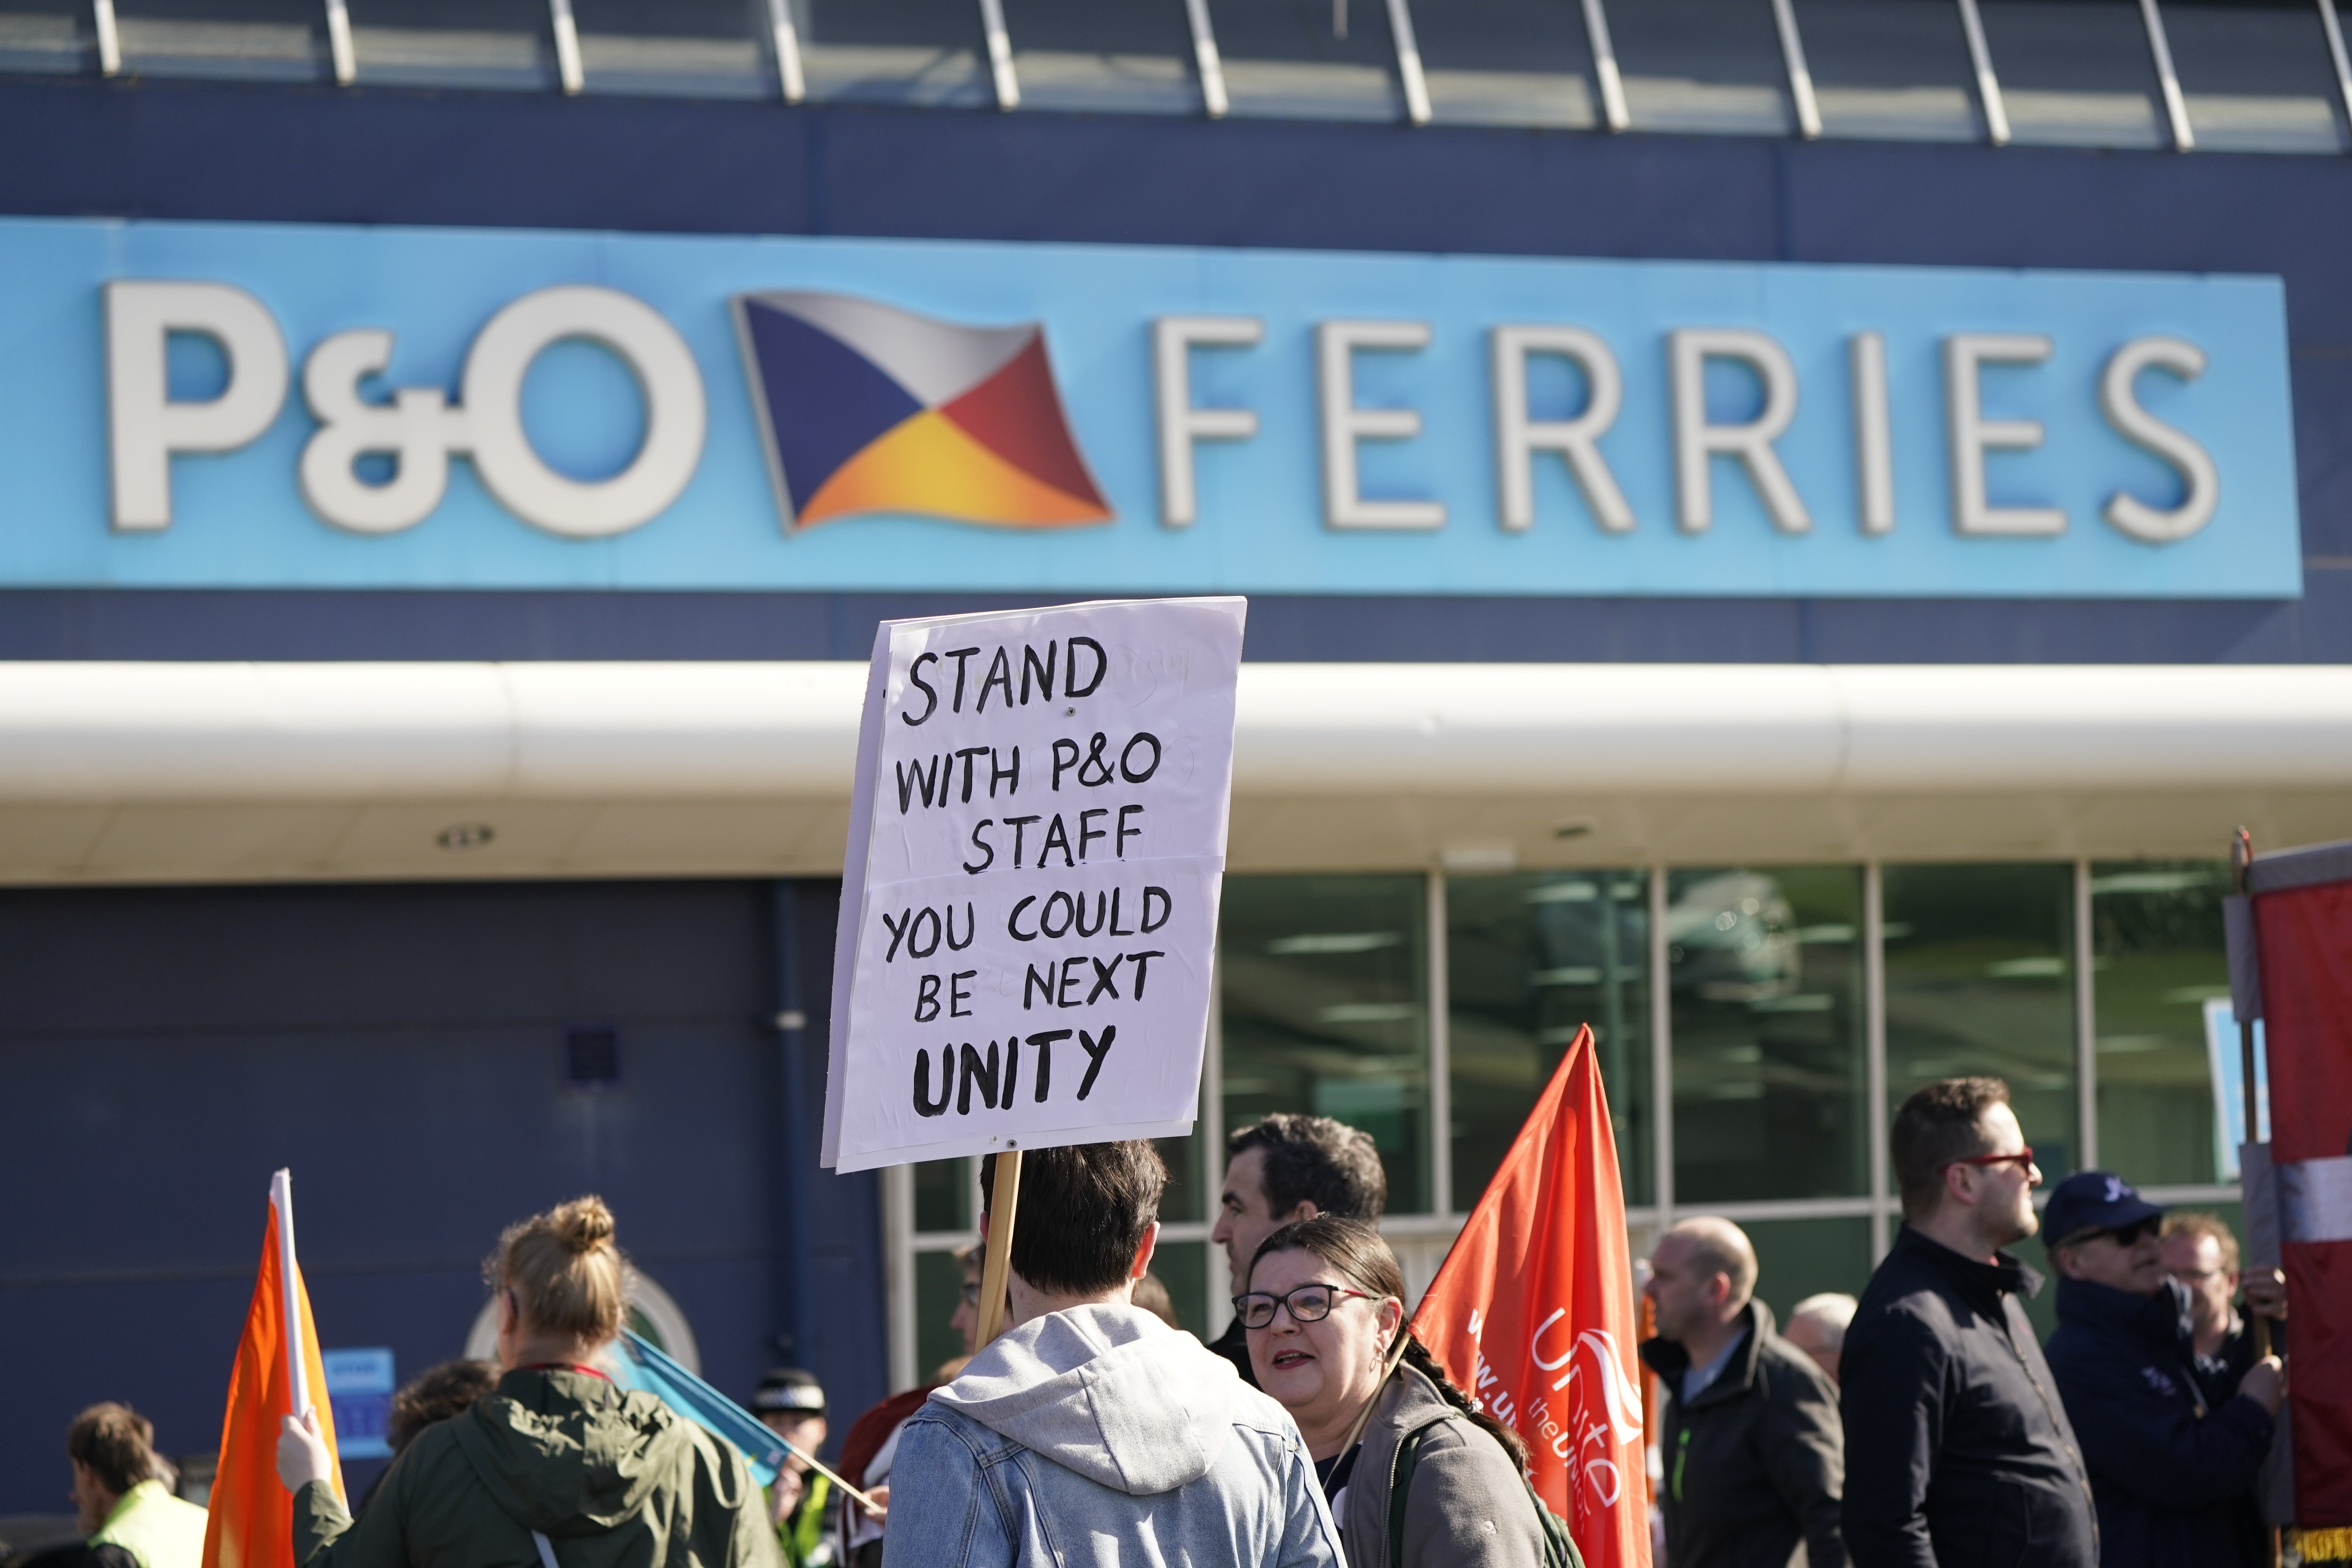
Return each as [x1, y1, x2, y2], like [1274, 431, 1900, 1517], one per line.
[1232, 1282, 1379, 1330]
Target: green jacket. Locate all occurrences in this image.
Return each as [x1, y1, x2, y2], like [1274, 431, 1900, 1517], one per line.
[296, 1367, 781, 1568]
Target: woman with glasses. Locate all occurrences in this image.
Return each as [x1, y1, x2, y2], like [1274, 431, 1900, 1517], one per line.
[1239, 1216, 1550, 1568]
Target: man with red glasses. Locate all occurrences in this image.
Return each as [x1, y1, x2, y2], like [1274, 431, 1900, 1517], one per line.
[1841, 1078, 2096, 1568]
[2043, 1173, 2284, 1568]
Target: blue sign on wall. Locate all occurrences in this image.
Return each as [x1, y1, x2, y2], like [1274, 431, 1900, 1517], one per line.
[0, 216, 2300, 597]
[321, 1346, 395, 1459]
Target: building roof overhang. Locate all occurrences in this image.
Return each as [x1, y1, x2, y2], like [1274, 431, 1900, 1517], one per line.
[0, 661, 2344, 882]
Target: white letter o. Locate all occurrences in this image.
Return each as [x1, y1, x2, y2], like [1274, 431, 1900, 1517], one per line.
[461, 285, 706, 538]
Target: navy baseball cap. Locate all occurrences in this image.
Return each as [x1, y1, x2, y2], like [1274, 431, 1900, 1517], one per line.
[2042, 1171, 2165, 1248]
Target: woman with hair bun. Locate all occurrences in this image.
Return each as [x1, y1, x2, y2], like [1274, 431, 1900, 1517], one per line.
[1242, 1216, 1557, 1568]
[279, 1196, 778, 1568]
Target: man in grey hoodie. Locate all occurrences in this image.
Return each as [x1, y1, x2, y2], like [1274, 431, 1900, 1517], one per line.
[882, 1141, 1345, 1568]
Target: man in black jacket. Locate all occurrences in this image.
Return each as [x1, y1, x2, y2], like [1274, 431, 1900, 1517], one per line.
[1841, 1077, 2096, 1568]
[1639, 1217, 1846, 1568]
[2043, 1173, 2283, 1568]
[1203, 1113, 1385, 1385]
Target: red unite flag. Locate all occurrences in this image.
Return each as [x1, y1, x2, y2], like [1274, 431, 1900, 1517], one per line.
[201, 1171, 344, 1568]
[1412, 1024, 1651, 1568]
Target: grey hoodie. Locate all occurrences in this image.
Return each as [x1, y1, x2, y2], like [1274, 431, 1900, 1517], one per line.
[883, 1304, 1343, 1568]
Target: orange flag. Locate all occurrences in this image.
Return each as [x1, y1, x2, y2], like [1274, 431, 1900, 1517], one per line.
[1411, 1024, 1651, 1568]
[201, 1171, 343, 1568]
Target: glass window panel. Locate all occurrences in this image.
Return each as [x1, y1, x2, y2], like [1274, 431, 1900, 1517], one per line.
[1671, 866, 1867, 1203]
[1221, 873, 1433, 1214]
[1799, 0, 1984, 142]
[1203, 0, 1404, 122]
[1976, 0, 2167, 149]
[0, 1, 97, 74]
[351, 0, 557, 92]
[1146, 1238, 1212, 1337]
[115, 0, 325, 82]
[2166, 2, 2347, 154]
[798, 0, 991, 109]
[1414, 0, 1601, 130]
[2091, 859, 2229, 1188]
[1004, 0, 1198, 114]
[913, 1247, 973, 1384]
[1733, 1214, 1875, 1324]
[1884, 862, 2079, 1181]
[1610, 0, 1795, 136]
[1447, 870, 1653, 1211]
[572, 0, 769, 99]
[911, 1155, 973, 1234]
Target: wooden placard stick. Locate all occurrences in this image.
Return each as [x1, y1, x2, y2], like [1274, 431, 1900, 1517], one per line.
[975, 1149, 1024, 1346]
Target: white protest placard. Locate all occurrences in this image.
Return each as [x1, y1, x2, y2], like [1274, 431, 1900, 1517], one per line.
[822, 597, 1247, 1173]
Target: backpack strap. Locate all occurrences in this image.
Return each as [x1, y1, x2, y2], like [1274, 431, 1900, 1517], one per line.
[1385, 1424, 1434, 1568]
[531, 1534, 561, 1568]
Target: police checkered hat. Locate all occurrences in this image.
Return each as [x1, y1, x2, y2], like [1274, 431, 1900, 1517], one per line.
[750, 1367, 826, 1418]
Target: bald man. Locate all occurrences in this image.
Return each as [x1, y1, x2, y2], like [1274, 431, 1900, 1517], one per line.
[1641, 1218, 1847, 1568]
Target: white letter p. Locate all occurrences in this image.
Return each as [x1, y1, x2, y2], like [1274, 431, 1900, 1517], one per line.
[105, 280, 288, 532]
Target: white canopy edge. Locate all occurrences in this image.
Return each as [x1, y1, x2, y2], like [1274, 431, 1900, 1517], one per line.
[1, 661, 2346, 882]
[0, 660, 2347, 801]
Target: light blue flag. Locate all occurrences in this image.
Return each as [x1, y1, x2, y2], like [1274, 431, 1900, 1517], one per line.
[610, 1329, 789, 1487]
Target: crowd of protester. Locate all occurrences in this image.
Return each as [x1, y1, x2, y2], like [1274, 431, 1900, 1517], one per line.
[20, 1083, 2296, 1568]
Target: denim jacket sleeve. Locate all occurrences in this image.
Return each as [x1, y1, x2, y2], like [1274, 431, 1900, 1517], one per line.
[880, 1415, 1015, 1568]
[1275, 1437, 1346, 1568]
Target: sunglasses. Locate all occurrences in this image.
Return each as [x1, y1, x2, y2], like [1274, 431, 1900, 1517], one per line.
[1232, 1282, 1379, 1330]
[2075, 1218, 2160, 1248]
[1948, 1147, 2040, 1181]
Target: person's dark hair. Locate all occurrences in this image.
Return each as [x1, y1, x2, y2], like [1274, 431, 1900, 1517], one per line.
[1248, 1216, 1527, 1469]
[1891, 1077, 2011, 1222]
[67, 1403, 162, 1496]
[388, 1360, 497, 1454]
[982, 1142, 1167, 1296]
[1228, 1114, 1387, 1221]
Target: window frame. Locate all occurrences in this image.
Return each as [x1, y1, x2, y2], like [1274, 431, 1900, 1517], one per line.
[879, 856, 2237, 1389]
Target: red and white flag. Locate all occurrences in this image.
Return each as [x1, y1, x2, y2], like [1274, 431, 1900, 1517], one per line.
[2250, 868, 2352, 1530]
[1412, 1023, 1651, 1568]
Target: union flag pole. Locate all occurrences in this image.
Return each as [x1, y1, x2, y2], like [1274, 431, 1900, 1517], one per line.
[1411, 1024, 1651, 1568]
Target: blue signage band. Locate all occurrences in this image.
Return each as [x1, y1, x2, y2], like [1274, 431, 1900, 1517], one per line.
[0, 216, 2299, 599]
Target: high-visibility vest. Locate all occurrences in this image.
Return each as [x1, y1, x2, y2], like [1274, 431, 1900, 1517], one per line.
[90, 1480, 209, 1568]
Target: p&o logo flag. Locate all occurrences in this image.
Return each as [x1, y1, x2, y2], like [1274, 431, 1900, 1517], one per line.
[1412, 1024, 1651, 1568]
[201, 1170, 343, 1568]
[731, 291, 1112, 531]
